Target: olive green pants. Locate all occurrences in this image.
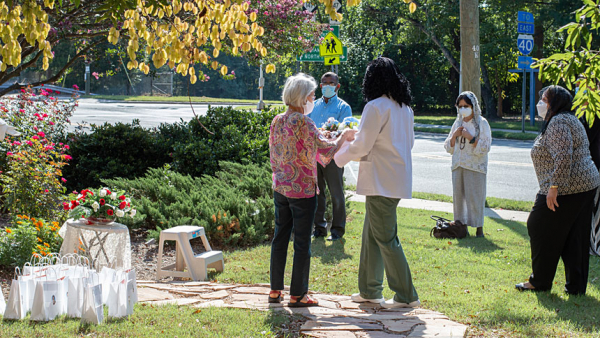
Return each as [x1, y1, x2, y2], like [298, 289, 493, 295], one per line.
[358, 195, 419, 303]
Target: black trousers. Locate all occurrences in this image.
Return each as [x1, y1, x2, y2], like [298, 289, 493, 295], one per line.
[270, 191, 316, 296]
[527, 189, 596, 295]
[314, 161, 346, 238]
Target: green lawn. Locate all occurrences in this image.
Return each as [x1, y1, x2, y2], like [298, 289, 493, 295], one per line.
[412, 115, 542, 132]
[412, 191, 533, 212]
[84, 95, 283, 105]
[0, 304, 293, 337]
[215, 203, 600, 337]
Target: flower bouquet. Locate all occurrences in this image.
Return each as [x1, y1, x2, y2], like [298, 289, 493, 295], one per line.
[320, 117, 340, 138]
[338, 117, 360, 131]
[63, 188, 137, 225]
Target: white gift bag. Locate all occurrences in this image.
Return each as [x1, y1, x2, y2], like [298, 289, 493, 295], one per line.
[67, 277, 85, 318]
[106, 280, 121, 318]
[3, 280, 25, 320]
[0, 285, 6, 316]
[81, 284, 103, 324]
[127, 269, 138, 304]
[125, 279, 135, 316]
[98, 267, 116, 305]
[30, 280, 63, 321]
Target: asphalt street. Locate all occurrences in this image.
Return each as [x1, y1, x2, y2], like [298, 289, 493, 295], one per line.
[73, 99, 539, 201]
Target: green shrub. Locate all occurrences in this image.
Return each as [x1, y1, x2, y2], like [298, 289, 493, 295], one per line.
[62, 120, 172, 191]
[62, 106, 283, 191]
[103, 162, 274, 247]
[0, 216, 62, 267]
[164, 106, 281, 177]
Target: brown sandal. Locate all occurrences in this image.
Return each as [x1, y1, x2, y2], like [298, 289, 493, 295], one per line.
[288, 293, 319, 307]
[268, 290, 283, 303]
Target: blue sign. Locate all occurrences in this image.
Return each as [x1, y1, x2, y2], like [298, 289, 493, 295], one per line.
[518, 56, 533, 69]
[518, 22, 535, 35]
[517, 34, 534, 55]
[518, 11, 534, 24]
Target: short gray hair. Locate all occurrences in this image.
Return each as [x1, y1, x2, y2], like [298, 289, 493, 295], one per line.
[282, 73, 317, 107]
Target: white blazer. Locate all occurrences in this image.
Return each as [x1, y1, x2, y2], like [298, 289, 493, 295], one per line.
[335, 96, 414, 199]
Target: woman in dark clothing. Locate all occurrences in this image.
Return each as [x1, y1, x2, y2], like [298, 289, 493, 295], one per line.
[516, 85, 600, 295]
[580, 108, 600, 256]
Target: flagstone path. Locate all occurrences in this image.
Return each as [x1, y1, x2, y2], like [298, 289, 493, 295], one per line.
[137, 280, 468, 337]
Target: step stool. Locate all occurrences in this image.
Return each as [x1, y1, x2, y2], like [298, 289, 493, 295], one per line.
[156, 226, 224, 281]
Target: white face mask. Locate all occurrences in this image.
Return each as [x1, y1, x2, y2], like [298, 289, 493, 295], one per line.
[457, 107, 472, 117]
[303, 100, 314, 115]
[536, 101, 548, 119]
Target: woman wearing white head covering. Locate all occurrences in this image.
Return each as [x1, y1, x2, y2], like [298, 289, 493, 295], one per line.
[443, 91, 492, 237]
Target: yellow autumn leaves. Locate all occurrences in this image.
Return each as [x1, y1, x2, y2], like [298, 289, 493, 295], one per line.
[0, 1, 53, 72]
[403, 0, 418, 13]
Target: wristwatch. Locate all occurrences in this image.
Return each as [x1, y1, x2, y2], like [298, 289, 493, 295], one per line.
[469, 136, 477, 144]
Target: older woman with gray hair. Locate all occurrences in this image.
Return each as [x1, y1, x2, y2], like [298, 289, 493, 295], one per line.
[444, 91, 492, 237]
[268, 73, 356, 307]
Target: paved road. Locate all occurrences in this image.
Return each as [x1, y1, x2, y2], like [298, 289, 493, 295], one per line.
[71, 98, 238, 128]
[73, 99, 539, 201]
[344, 133, 538, 202]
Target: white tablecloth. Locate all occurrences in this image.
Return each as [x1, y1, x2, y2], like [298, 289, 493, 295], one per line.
[58, 219, 131, 270]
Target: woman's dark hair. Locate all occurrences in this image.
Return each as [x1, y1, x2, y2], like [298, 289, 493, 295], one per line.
[539, 85, 573, 134]
[455, 94, 473, 107]
[362, 57, 412, 105]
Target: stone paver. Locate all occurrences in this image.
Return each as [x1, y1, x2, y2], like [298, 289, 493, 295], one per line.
[137, 282, 468, 337]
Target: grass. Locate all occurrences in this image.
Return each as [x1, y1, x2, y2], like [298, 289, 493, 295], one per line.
[0, 304, 294, 337]
[214, 202, 600, 337]
[411, 191, 534, 212]
[414, 126, 538, 141]
[83, 95, 283, 105]
[345, 186, 532, 212]
[413, 115, 542, 132]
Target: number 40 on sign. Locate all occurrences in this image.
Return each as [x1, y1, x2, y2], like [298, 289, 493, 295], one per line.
[517, 34, 534, 56]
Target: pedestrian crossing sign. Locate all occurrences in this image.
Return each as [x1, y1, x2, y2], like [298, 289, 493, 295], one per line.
[319, 32, 343, 57]
[324, 56, 340, 65]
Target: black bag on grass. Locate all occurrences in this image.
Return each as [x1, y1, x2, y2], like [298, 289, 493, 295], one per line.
[430, 216, 468, 239]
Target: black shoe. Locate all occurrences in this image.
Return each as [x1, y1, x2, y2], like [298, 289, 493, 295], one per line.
[515, 283, 535, 292]
[326, 235, 342, 241]
[312, 233, 326, 239]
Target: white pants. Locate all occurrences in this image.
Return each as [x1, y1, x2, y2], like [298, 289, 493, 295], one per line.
[452, 167, 486, 228]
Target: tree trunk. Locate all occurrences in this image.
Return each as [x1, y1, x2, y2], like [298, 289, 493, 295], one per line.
[481, 64, 497, 118]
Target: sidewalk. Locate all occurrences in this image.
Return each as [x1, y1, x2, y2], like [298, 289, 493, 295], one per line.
[415, 122, 539, 135]
[347, 191, 529, 223]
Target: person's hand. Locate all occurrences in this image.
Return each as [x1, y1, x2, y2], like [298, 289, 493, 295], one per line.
[546, 187, 559, 212]
[453, 127, 464, 139]
[461, 129, 473, 141]
[342, 129, 358, 142]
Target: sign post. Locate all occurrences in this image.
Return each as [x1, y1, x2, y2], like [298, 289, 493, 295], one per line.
[516, 11, 535, 128]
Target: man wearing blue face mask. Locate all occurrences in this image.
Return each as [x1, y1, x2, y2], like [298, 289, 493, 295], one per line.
[307, 72, 352, 241]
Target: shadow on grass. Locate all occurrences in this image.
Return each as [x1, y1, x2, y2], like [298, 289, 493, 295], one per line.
[311, 237, 353, 264]
[535, 291, 600, 332]
[494, 218, 530, 241]
[455, 236, 503, 253]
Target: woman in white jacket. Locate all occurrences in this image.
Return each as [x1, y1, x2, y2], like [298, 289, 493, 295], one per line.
[335, 57, 419, 309]
[443, 92, 492, 237]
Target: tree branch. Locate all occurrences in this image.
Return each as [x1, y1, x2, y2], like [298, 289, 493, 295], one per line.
[366, 6, 460, 72]
[0, 40, 102, 97]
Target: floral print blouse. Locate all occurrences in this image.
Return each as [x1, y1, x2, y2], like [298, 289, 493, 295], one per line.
[531, 113, 600, 195]
[270, 111, 340, 198]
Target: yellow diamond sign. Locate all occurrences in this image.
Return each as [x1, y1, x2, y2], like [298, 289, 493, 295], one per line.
[319, 32, 343, 57]
[324, 56, 340, 65]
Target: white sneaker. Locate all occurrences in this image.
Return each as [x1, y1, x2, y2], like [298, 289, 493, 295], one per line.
[380, 299, 421, 309]
[350, 293, 384, 304]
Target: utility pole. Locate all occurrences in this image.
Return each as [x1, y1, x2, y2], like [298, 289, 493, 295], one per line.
[85, 60, 91, 95]
[459, 0, 481, 102]
[257, 60, 265, 111]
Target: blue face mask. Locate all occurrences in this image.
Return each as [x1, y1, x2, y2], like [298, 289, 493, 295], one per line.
[322, 85, 337, 98]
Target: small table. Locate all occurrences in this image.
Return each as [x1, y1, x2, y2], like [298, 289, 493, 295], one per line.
[59, 219, 132, 270]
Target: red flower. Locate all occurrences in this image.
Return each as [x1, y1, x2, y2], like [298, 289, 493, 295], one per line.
[119, 195, 126, 201]
[99, 199, 105, 206]
[63, 202, 70, 210]
[107, 209, 114, 216]
[119, 201, 126, 210]
[106, 189, 111, 195]
[71, 200, 79, 208]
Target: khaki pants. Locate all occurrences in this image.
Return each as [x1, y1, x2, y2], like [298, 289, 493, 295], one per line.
[358, 195, 419, 303]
